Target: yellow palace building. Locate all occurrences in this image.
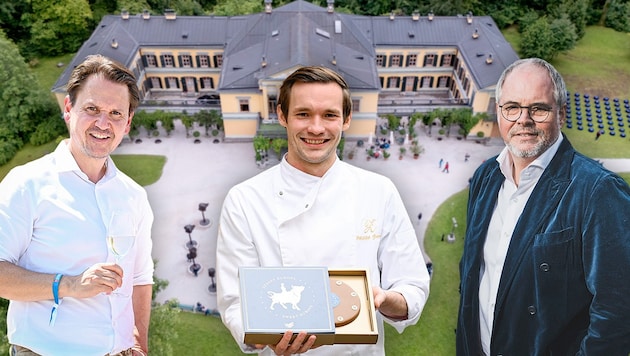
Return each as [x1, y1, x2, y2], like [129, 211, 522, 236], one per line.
[52, 0, 518, 141]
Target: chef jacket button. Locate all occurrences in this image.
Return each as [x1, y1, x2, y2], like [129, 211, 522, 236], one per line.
[278, 191, 283, 196]
[527, 305, 536, 315]
[539, 262, 550, 272]
[305, 204, 309, 208]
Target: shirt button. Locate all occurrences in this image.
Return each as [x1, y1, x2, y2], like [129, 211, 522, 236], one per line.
[528, 305, 536, 315]
[539, 263, 550, 272]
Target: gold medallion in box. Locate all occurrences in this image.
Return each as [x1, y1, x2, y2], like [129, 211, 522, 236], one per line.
[328, 268, 378, 344]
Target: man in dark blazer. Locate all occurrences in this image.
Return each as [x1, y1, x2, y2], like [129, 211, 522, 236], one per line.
[457, 58, 630, 355]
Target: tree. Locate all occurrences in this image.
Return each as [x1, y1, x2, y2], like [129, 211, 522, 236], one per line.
[604, 0, 630, 32]
[26, 0, 92, 56]
[549, 15, 578, 56]
[0, 31, 59, 164]
[212, 0, 262, 16]
[520, 17, 555, 60]
[117, 0, 152, 15]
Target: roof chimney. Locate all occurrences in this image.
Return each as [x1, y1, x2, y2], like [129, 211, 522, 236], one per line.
[327, 0, 334, 13]
[142, 9, 150, 20]
[389, 12, 395, 21]
[121, 10, 129, 20]
[111, 38, 118, 49]
[472, 28, 479, 39]
[265, 0, 272, 14]
[428, 11, 434, 21]
[164, 9, 176, 20]
[261, 56, 267, 68]
[486, 54, 493, 64]
[412, 11, 420, 21]
[466, 11, 473, 24]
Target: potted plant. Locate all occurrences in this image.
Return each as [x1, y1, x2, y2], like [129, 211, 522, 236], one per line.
[399, 147, 406, 160]
[411, 143, 424, 159]
[383, 150, 391, 160]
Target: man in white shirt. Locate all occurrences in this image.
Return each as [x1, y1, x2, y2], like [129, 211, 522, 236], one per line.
[217, 66, 430, 355]
[0, 55, 153, 356]
[456, 58, 630, 355]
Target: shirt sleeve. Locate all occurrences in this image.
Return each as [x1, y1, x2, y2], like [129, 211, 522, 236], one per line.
[216, 188, 264, 353]
[377, 179, 431, 332]
[0, 168, 33, 264]
[132, 192, 154, 286]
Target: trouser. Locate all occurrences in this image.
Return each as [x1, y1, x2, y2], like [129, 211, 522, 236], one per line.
[10, 345, 135, 356]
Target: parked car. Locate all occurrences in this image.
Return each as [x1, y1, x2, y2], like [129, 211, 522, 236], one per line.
[195, 94, 219, 105]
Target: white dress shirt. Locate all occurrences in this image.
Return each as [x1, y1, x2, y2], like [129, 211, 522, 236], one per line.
[479, 135, 562, 355]
[0, 141, 154, 356]
[217, 156, 430, 355]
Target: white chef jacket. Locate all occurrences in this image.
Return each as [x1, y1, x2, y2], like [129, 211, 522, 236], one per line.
[217, 156, 430, 355]
[0, 141, 154, 356]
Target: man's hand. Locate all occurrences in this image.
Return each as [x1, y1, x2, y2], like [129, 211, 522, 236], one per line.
[61, 263, 123, 298]
[256, 330, 317, 355]
[373, 286, 408, 320]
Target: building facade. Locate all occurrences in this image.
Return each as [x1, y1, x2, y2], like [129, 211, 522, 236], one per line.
[52, 0, 519, 141]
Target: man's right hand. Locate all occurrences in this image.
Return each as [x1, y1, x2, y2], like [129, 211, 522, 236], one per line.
[256, 330, 317, 356]
[61, 263, 123, 298]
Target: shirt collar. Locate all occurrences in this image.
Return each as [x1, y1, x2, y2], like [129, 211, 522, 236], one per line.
[53, 140, 117, 182]
[496, 134, 563, 182]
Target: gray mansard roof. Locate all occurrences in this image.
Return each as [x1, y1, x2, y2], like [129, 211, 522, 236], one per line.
[52, 0, 517, 94]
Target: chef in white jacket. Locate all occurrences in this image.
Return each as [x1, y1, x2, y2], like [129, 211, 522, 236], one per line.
[216, 66, 430, 355]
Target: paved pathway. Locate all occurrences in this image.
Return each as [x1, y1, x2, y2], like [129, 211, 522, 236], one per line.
[113, 123, 630, 311]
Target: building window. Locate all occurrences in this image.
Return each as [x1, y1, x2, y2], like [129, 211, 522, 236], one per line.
[239, 99, 249, 112]
[423, 54, 436, 67]
[390, 54, 402, 67]
[387, 77, 400, 88]
[150, 77, 161, 89]
[268, 97, 277, 115]
[376, 54, 386, 67]
[165, 77, 179, 89]
[437, 76, 450, 88]
[352, 98, 360, 112]
[145, 55, 158, 67]
[180, 55, 192, 68]
[198, 55, 210, 68]
[441, 54, 453, 67]
[463, 77, 470, 93]
[420, 76, 432, 88]
[214, 54, 223, 68]
[406, 54, 417, 67]
[183, 77, 196, 92]
[403, 76, 416, 91]
[162, 54, 175, 67]
[200, 77, 214, 90]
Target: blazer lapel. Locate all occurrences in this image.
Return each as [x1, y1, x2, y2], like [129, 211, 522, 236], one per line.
[494, 138, 574, 312]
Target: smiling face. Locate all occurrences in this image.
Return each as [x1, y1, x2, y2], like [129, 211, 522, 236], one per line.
[278, 81, 351, 177]
[497, 64, 564, 165]
[64, 74, 133, 168]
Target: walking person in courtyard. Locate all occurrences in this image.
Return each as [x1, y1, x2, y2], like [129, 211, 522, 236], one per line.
[216, 66, 430, 355]
[442, 161, 450, 173]
[457, 58, 630, 355]
[0, 55, 153, 356]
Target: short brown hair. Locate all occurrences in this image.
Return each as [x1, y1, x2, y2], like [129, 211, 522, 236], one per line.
[66, 54, 140, 114]
[278, 66, 352, 123]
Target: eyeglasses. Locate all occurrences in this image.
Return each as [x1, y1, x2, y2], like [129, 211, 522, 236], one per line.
[81, 106, 128, 122]
[498, 103, 553, 123]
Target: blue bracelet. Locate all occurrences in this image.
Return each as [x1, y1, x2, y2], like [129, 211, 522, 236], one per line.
[49, 273, 63, 326]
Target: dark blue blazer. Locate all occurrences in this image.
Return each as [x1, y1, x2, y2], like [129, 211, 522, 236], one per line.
[457, 136, 630, 355]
